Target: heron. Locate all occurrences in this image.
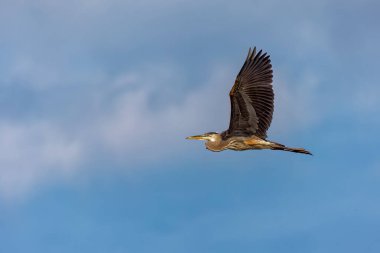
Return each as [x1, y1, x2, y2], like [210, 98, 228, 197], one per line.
[186, 47, 311, 155]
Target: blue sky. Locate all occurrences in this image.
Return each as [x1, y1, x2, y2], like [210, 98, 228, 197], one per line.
[1, 0, 380, 252]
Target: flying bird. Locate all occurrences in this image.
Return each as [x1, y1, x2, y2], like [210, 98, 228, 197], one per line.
[186, 47, 311, 155]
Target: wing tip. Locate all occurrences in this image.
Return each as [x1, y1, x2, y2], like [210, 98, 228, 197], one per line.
[246, 47, 252, 61]
[248, 46, 270, 63]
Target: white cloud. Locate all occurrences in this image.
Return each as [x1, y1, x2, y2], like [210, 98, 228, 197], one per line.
[0, 63, 231, 199]
[0, 121, 83, 199]
[92, 64, 233, 157]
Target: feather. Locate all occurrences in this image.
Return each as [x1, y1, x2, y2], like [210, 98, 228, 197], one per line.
[226, 47, 274, 139]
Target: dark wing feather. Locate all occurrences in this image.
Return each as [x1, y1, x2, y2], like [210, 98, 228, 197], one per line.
[225, 47, 274, 139]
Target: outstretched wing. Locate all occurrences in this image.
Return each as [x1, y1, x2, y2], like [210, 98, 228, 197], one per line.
[225, 47, 274, 139]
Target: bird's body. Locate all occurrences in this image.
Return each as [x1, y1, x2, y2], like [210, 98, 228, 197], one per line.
[204, 134, 270, 152]
[186, 47, 311, 155]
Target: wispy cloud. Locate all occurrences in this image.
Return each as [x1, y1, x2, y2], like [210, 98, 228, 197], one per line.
[0, 121, 82, 199]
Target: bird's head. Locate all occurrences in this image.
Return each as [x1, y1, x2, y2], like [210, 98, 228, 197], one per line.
[186, 132, 221, 143]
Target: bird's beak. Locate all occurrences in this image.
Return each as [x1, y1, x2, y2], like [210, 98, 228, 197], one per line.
[186, 134, 208, 140]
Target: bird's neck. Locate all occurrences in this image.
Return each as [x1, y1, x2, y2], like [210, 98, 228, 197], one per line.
[205, 139, 227, 152]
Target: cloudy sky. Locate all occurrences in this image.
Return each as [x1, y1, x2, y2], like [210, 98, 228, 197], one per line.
[0, 0, 379, 252]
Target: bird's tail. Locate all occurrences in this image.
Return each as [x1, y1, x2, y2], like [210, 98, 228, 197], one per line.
[269, 142, 312, 155]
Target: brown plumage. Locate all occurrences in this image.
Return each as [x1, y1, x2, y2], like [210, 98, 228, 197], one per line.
[186, 47, 311, 155]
